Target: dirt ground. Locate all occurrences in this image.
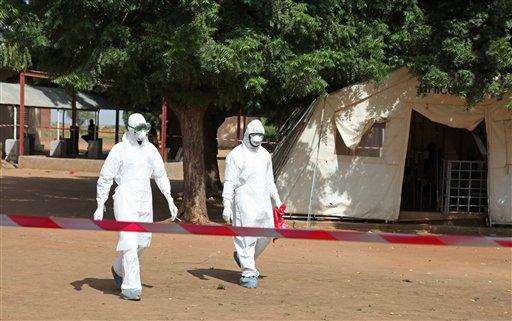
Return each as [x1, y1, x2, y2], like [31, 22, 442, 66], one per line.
[0, 167, 193, 222]
[2, 227, 511, 321]
[1, 167, 512, 320]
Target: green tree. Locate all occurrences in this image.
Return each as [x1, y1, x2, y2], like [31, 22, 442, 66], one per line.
[0, 0, 38, 78]
[3, 0, 510, 224]
[411, 0, 512, 106]
[0, 0, 433, 223]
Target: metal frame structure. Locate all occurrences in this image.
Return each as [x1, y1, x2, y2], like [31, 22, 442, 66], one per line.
[18, 71, 84, 157]
[443, 160, 488, 214]
[15, 71, 169, 160]
[16, 70, 124, 157]
[18, 70, 52, 156]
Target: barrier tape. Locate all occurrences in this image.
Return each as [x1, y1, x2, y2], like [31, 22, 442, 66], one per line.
[1, 214, 510, 247]
[0, 124, 27, 127]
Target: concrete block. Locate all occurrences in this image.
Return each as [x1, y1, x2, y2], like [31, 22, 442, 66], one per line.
[50, 140, 67, 157]
[4, 139, 18, 162]
[87, 139, 103, 159]
[18, 155, 104, 173]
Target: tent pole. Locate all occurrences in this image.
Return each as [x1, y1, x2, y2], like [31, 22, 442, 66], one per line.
[307, 97, 327, 227]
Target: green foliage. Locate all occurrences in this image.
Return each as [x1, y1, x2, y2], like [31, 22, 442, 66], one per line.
[260, 117, 277, 140]
[1, 1, 428, 113]
[2, 0, 510, 112]
[411, 0, 512, 107]
[0, 41, 31, 71]
[0, 0, 37, 71]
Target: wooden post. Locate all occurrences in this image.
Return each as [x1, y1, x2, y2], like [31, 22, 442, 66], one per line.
[19, 72, 25, 156]
[61, 108, 65, 137]
[160, 97, 168, 160]
[13, 106, 17, 139]
[70, 91, 78, 156]
[114, 108, 120, 143]
[71, 91, 77, 127]
[56, 109, 60, 139]
[95, 110, 99, 140]
[236, 109, 242, 142]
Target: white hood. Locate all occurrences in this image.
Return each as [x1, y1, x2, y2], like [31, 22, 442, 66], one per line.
[242, 119, 265, 152]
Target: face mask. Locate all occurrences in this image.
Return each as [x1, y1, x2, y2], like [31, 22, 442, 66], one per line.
[249, 133, 264, 147]
[128, 122, 151, 145]
[135, 130, 148, 144]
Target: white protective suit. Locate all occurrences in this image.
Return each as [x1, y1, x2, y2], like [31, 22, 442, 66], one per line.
[94, 113, 177, 292]
[222, 119, 282, 278]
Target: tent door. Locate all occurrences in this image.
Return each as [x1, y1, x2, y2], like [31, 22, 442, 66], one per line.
[400, 110, 488, 216]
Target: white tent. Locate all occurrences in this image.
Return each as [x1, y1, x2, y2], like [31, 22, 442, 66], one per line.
[274, 68, 512, 225]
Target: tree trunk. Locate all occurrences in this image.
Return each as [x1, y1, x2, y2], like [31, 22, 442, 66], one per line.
[203, 109, 225, 196]
[167, 110, 182, 161]
[172, 104, 209, 224]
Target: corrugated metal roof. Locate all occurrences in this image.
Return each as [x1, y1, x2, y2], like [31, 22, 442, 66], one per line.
[0, 82, 114, 110]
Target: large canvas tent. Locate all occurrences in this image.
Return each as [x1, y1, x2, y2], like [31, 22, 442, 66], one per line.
[273, 68, 511, 225]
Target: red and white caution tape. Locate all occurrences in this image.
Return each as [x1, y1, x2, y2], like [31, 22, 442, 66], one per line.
[1, 214, 510, 247]
[0, 124, 28, 127]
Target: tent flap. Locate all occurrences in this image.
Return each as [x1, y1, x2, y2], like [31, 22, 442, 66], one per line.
[334, 94, 401, 149]
[413, 103, 485, 131]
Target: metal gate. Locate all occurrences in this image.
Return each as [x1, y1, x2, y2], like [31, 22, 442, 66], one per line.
[443, 160, 488, 214]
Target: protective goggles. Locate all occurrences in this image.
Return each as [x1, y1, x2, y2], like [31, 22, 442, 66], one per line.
[249, 133, 264, 139]
[128, 123, 151, 132]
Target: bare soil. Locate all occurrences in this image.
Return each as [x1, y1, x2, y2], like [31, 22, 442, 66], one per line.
[1, 167, 511, 320]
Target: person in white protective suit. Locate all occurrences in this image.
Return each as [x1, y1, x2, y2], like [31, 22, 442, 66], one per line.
[93, 113, 178, 301]
[222, 119, 283, 289]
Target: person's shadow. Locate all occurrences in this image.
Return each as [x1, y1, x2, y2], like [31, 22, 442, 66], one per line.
[187, 268, 240, 285]
[70, 278, 153, 296]
[187, 268, 266, 285]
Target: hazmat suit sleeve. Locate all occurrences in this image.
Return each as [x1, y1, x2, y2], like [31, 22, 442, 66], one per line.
[149, 146, 178, 220]
[266, 154, 282, 207]
[96, 144, 121, 207]
[222, 153, 238, 221]
[222, 153, 238, 202]
[150, 147, 171, 197]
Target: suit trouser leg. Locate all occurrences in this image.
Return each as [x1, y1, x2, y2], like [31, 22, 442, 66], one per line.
[113, 247, 144, 291]
[234, 236, 258, 277]
[234, 236, 270, 277]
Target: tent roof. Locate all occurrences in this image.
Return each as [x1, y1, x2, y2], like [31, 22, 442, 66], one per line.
[0, 82, 114, 111]
[274, 68, 511, 224]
